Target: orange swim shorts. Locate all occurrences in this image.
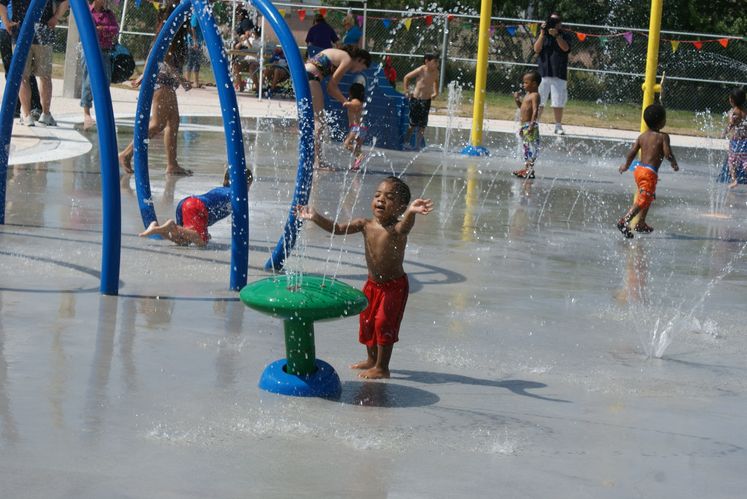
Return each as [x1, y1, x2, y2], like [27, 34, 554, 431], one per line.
[359, 275, 409, 347]
[634, 166, 658, 210]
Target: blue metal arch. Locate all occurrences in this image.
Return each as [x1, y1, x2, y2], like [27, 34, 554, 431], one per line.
[132, 0, 249, 290]
[0, 0, 121, 295]
[249, 0, 315, 271]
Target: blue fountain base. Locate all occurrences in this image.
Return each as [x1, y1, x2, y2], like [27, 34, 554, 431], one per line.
[259, 358, 341, 398]
[461, 144, 490, 156]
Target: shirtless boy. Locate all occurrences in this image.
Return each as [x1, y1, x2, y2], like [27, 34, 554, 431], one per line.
[296, 176, 433, 379]
[343, 82, 366, 170]
[512, 70, 542, 179]
[402, 54, 439, 148]
[616, 103, 679, 238]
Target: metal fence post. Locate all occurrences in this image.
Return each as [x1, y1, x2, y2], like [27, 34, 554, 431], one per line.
[362, 1, 367, 49]
[438, 14, 449, 93]
[118, 0, 128, 43]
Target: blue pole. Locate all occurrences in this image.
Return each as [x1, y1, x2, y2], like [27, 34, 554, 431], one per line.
[250, 0, 315, 271]
[69, 0, 122, 295]
[0, 0, 48, 225]
[131, 0, 191, 229]
[192, 0, 249, 290]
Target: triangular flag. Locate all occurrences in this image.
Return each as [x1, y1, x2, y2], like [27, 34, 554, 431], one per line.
[298, 9, 305, 22]
[447, 14, 455, 22]
[278, 9, 285, 17]
[528, 23, 538, 37]
[600, 37, 608, 46]
[506, 26, 517, 37]
[576, 32, 587, 42]
[403, 18, 412, 30]
[357, 15, 363, 27]
[461, 22, 471, 30]
[425, 15, 433, 26]
[693, 41, 703, 50]
[319, 8, 327, 16]
[489, 25, 495, 36]
[152, 1, 160, 10]
[623, 31, 633, 45]
[671, 40, 679, 52]
[718, 38, 729, 48]
[382, 19, 391, 29]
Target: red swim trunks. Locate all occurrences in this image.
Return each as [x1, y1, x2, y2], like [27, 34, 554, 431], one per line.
[359, 274, 409, 347]
[179, 197, 210, 243]
[634, 166, 658, 210]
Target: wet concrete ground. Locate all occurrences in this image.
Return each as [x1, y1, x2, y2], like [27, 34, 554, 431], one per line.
[1, 117, 746, 498]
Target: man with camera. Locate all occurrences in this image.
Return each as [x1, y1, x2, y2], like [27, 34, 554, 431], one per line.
[533, 12, 572, 135]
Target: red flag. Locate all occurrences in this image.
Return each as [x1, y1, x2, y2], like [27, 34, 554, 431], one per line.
[298, 9, 306, 22]
[425, 15, 433, 26]
[319, 8, 327, 16]
[576, 32, 587, 42]
[718, 38, 729, 48]
[447, 14, 455, 22]
[693, 41, 703, 50]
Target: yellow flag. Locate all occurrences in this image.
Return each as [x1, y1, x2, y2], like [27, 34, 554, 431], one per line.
[403, 18, 412, 30]
[152, 1, 160, 10]
[278, 9, 286, 17]
[671, 40, 679, 53]
[528, 23, 538, 37]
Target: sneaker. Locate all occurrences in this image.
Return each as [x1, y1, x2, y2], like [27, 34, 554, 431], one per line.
[512, 168, 535, 179]
[554, 123, 565, 135]
[30, 108, 42, 121]
[19, 114, 35, 126]
[37, 113, 57, 127]
[617, 220, 634, 239]
[634, 222, 654, 233]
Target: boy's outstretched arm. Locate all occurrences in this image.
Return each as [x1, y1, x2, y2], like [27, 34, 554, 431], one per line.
[402, 67, 422, 96]
[619, 138, 641, 173]
[663, 134, 679, 171]
[394, 198, 434, 235]
[139, 220, 207, 246]
[296, 205, 366, 235]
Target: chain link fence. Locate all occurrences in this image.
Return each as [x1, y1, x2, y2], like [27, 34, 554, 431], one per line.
[44, 1, 747, 127]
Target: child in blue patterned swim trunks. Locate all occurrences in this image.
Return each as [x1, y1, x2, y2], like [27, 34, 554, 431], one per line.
[725, 88, 747, 188]
[512, 71, 542, 179]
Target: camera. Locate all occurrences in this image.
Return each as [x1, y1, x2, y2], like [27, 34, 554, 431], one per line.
[544, 16, 558, 33]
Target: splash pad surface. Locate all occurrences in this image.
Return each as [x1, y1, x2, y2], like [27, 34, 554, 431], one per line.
[0, 116, 746, 497]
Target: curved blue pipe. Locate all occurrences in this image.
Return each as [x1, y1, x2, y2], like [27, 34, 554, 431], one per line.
[250, 0, 315, 271]
[132, 0, 191, 228]
[69, 0, 122, 294]
[192, 0, 249, 290]
[134, 0, 249, 289]
[0, 0, 48, 225]
[0, 0, 121, 294]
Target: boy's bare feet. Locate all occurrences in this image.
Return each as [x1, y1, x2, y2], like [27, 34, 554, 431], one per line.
[350, 359, 376, 370]
[165, 165, 193, 176]
[119, 151, 133, 174]
[82, 115, 96, 131]
[358, 367, 390, 379]
[617, 220, 634, 239]
[728, 180, 739, 188]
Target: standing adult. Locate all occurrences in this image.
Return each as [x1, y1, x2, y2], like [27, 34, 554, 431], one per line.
[0, 0, 69, 126]
[340, 13, 361, 47]
[79, 0, 118, 130]
[533, 12, 572, 135]
[0, 2, 41, 118]
[305, 14, 337, 59]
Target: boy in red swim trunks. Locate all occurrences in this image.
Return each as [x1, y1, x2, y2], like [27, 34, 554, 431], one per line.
[616, 104, 679, 238]
[296, 176, 433, 379]
[139, 167, 252, 245]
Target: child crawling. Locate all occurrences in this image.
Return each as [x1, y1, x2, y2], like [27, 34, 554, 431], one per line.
[296, 176, 433, 379]
[139, 167, 253, 245]
[616, 104, 678, 238]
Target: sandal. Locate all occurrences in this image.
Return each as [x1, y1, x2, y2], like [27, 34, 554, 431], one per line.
[617, 221, 634, 239]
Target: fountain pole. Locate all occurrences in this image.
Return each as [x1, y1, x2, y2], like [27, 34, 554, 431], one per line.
[461, 0, 492, 156]
[640, 0, 664, 132]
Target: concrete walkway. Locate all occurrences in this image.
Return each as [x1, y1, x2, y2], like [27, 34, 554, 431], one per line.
[1, 77, 727, 166]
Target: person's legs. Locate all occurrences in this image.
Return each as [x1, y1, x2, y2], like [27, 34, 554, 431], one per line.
[309, 80, 328, 168]
[350, 345, 377, 370]
[119, 87, 171, 173]
[359, 344, 393, 379]
[80, 60, 95, 128]
[549, 77, 568, 134]
[159, 88, 188, 175]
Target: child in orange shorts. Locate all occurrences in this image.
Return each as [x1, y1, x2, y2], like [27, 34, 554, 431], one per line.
[616, 104, 679, 238]
[296, 176, 433, 379]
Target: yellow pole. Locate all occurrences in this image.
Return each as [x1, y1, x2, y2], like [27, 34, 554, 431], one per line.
[640, 0, 664, 132]
[632, 0, 664, 226]
[462, 0, 492, 156]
